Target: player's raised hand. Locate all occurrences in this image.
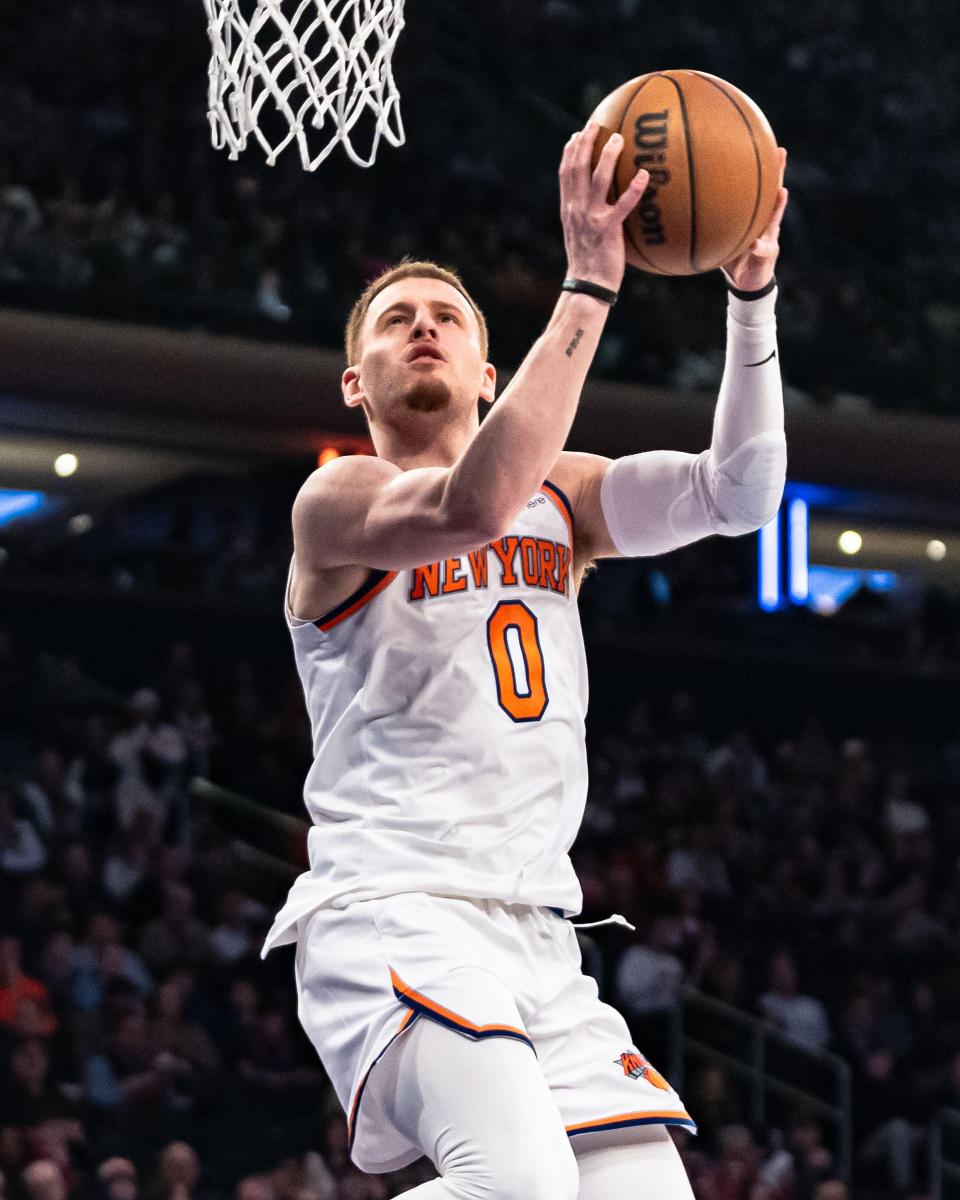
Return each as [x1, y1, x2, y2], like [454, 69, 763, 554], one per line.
[722, 147, 788, 292]
[559, 122, 650, 293]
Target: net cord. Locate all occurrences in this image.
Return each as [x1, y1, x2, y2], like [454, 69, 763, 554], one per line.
[204, 0, 405, 170]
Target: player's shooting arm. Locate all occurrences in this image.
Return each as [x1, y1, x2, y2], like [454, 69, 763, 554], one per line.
[567, 172, 789, 561]
[594, 282, 786, 558]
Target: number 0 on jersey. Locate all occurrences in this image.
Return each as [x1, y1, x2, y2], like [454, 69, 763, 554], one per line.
[486, 600, 548, 722]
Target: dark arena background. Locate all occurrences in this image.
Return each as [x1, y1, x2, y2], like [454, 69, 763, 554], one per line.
[1, 2, 959, 1198]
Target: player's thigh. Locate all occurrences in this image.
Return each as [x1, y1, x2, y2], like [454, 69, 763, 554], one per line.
[574, 1126, 694, 1200]
[376, 1016, 579, 1200]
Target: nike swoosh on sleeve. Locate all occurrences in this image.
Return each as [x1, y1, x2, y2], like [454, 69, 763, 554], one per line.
[745, 350, 777, 367]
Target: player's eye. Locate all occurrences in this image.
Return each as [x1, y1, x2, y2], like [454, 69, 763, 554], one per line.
[439, 312, 459, 323]
[385, 314, 406, 325]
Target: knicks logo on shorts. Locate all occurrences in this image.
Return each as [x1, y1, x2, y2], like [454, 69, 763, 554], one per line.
[616, 1051, 671, 1092]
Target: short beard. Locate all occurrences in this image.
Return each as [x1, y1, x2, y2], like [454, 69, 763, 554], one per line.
[404, 378, 452, 413]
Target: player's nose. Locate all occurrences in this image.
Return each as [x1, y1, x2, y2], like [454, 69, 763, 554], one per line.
[410, 307, 439, 339]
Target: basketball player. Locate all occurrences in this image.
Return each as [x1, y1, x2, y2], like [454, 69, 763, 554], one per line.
[263, 124, 789, 1198]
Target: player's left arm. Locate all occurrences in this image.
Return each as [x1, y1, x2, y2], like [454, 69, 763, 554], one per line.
[560, 154, 790, 564]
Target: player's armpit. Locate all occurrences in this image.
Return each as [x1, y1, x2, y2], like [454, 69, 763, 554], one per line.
[292, 454, 511, 572]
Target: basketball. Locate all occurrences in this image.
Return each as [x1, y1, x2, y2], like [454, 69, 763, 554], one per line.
[590, 70, 780, 275]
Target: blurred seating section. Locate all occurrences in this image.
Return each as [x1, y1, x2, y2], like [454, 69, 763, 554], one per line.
[0, 0, 958, 411]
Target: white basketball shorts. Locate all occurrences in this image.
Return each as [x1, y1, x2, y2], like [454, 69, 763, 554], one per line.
[292, 892, 695, 1173]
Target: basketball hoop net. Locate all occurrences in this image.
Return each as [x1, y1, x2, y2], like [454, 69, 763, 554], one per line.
[204, 0, 406, 170]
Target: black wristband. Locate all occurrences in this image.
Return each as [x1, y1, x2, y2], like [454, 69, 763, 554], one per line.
[561, 277, 618, 306]
[726, 274, 777, 301]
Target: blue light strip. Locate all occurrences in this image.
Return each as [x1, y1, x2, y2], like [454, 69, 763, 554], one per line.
[788, 499, 809, 604]
[758, 512, 780, 611]
[0, 490, 45, 526]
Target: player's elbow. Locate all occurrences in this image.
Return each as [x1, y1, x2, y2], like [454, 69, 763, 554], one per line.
[711, 431, 787, 536]
[440, 493, 509, 548]
[441, 475, 523, 547]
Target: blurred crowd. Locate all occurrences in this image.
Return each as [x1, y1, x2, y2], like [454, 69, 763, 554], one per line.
[0, 0, 958, 410]
[1, 610, 959, 1200]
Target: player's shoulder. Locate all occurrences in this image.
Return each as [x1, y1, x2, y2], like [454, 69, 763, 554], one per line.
[295, 454, 399, 511]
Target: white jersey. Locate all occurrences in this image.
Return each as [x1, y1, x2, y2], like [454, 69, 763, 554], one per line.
[262, 480, 589, 954]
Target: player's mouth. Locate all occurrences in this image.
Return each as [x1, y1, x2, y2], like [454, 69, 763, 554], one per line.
[406, 345, 445, 363]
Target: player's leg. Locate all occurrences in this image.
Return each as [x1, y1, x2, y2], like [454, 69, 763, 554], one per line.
[573, 1126, 695, 1200]
[376, 1017, 580, 1200]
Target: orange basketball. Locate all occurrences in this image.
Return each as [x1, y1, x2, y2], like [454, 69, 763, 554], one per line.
[590, 70, 780, 275]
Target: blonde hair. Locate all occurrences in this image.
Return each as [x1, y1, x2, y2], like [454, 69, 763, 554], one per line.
[344, 259, 489, 365]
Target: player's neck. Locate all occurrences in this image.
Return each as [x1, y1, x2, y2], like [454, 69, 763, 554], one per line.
[372, 415, 476, 471]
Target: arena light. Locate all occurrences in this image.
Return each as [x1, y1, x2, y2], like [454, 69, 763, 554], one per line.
[927, 539, 947, 561]
[318, 447, 341, 467]
[54, 453, 78, 477]
[68, 513, 94, 535]
[758, 513, 780, 611]
[788, 499, 809, 604]
[0, 489, 46, 526]
[838, 530, 862, 555]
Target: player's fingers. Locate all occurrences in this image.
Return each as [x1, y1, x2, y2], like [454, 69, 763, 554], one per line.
[570, 122, 599, 169]
[612, 167, 650, 219]
[765, 187, 789, 240]
[559, 129, 580, 175]
[558, 130, 582, 206]
[588, 129, 622, 194]
[776, 146, 787, 189]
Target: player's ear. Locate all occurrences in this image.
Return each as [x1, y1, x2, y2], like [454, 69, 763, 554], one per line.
[478, 362, 496, 407]
[342, 367, 364, 408]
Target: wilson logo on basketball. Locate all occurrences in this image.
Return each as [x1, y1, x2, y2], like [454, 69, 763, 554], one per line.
[616, 1052, 671, 1091]
[632, 112, 668, 246]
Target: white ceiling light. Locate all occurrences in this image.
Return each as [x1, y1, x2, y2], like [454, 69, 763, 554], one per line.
[54, 453, 78, 477]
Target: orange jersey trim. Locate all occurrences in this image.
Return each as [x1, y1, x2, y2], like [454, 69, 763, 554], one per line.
[316, 569, 399, 632]
[566, 1110, 698, 1136]
[542, 479, 574, 547]
[389, 969, 533, 1048]
[347, 1008, 418, 1152]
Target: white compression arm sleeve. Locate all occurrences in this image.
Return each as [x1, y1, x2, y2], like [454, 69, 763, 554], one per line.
[599, 288, 786, 557]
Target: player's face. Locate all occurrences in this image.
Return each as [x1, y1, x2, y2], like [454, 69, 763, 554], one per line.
[344, 278, 494, 422]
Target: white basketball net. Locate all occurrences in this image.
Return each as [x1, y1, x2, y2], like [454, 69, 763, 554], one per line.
[204, 0, 406, 170]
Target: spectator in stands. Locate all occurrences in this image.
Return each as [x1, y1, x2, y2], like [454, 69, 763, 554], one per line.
[143, 1142, 205, 1200]
[235, 1178, 276, 1200]
[102, 814, 160, 908]
[813, 1183, 847, 1200]
[150, 971, 220, 1083]
[666, 822, 732, 899]
[20, 748, 86, 843]
[82, 1005, 181, 1121]
[237, 1007, 324, 1092]
[0, 1036, 78, 1130]
[109, 689, 188, 835]
[137, 883, 210, 974]
[759, 949, 831, 1053]
[72, 914, 153, 1013]
[95, 1158, 139, 1200]
[683, 1065, 743, 1160]
[209, 890, 265, 966]
[695, 1123, 763, 1200]
[615, 914, 685, 1019]
[56, 843, 100, 930]
[0, 780, 46, 877]
[855, 1047, 922, 1197]
[20, 1160, 68, 1200]
[0, 936, 57, 1037]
